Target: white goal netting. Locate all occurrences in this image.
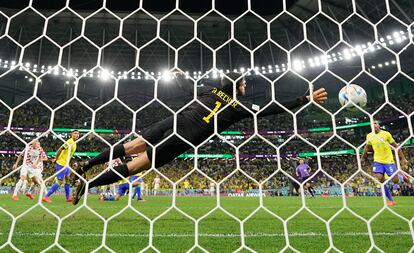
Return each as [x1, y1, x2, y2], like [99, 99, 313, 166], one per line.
[0, 0, 414, 252]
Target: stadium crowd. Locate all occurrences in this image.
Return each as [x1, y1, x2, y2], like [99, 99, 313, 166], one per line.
[0, 85, 413, 197]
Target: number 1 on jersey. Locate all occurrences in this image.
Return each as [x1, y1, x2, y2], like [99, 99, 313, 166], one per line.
[203, 101, 222, 123]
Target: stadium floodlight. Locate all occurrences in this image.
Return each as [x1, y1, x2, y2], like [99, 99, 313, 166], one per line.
[354, 45, 363, 55]
[343, 49, 351, 60]
[292, 59, 303, 72]
[378, 63, 383, 68]
[308, 58, 315, 68]
[393, 31, 401, 39]
[319, 56, 327, 66]
[162, 70, 172, 82]
[100, 69, 110, 81]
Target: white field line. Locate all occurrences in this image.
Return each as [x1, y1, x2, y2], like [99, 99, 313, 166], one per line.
[2, 231, 412, 238]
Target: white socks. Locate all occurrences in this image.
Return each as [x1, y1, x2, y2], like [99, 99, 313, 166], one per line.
[13, 179, 26, 196]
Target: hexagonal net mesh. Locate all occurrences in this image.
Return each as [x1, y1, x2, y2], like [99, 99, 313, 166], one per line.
[0, 0, 414, 252]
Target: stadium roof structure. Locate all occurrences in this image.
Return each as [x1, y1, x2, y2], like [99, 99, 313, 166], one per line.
[0, 0, 413, 106]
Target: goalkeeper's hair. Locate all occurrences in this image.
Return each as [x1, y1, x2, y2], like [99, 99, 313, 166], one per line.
[221, 72, 245, 93]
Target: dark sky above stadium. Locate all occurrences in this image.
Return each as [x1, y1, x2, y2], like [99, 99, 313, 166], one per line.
[0, 0, 298, 15]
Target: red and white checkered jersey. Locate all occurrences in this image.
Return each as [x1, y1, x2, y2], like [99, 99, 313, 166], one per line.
[24, 146, 46, 170]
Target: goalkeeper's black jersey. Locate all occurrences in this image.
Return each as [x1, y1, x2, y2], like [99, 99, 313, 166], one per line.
[141, 76, 307, 168]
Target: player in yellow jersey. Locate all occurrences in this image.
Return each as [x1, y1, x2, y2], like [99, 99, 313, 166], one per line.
[43, 130, 79, 203]
[361, 120, 408, 206]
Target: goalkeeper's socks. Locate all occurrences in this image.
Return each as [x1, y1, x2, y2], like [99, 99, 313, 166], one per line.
[81, 144, 126, 174]
[89, 164, 129, 188]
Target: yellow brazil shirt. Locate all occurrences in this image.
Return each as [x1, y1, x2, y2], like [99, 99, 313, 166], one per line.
[366, 130, 395, 164]
[56, 138, 77, 166]
[117, 177, 129, 185]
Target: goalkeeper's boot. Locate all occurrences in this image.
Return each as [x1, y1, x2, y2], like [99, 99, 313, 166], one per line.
[72, 180, 86, 205]
[68, 161, 89, 186]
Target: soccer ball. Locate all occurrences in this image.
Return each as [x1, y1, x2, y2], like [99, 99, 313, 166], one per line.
[338, 84, 367, 110]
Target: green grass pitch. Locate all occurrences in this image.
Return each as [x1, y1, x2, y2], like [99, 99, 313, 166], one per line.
[0, 195, 413, 252]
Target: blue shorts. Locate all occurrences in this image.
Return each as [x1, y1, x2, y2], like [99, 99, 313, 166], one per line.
[373, 162, 397, 177]
[56, 163, 70, 181]
[117, 183, 129, 196]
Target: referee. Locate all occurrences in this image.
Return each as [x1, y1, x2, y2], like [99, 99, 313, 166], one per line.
[71, 71, 328, 204]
